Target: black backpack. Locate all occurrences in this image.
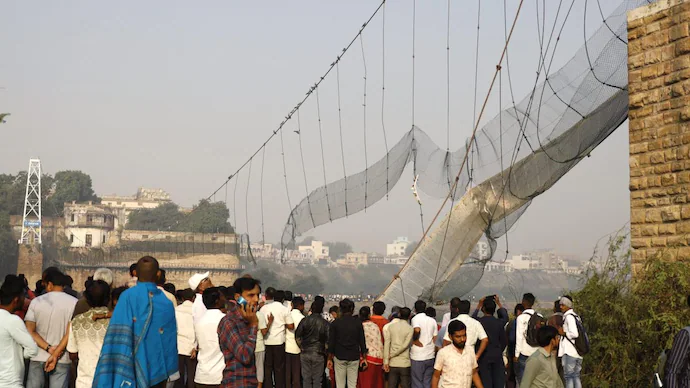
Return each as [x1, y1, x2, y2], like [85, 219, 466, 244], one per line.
[524, 312, 547, 347]
[564, 313, 590, 356]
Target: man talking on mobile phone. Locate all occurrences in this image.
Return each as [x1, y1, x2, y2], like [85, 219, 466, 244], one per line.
[218, 277, 262, 388]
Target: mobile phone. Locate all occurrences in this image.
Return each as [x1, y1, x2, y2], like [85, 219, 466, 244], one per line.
[238, 296, 248, 307]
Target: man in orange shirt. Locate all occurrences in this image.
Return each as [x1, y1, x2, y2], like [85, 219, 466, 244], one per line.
[370, 301, 389, 334]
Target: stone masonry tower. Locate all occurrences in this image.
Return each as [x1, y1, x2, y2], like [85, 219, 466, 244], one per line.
[629, 0, 690, 266]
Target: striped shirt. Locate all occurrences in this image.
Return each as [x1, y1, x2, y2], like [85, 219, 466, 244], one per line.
[665, 327, 690, 388]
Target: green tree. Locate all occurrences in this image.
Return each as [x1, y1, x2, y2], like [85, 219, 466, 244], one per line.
[327, 242, 353, 259]
[178, 200, 233, 233]
[571, 236, 690, 386]
[297, 236, 315, 246]
[247, 267, 282, 289]
[0, 211, 18, 277]
[296, 238, 352, 259]
[47, 171, 100, 215]
[0, 173, 26, 215]
[127, 202, 184, 231]
[289, 274, 324, 294]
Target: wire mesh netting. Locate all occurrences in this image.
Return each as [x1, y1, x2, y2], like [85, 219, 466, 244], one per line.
[280, 0, 644, 307]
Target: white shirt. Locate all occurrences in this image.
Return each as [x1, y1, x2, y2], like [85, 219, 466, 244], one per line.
[259, 300, 294, 346]
[175, 301, 196, 356]
[285, 309, 305, 355]
[67, 307, 110, 388]
[441, 312, 452, 329]
[25, 291, 77, 364]
[515, 309, 540, 357]
[192, 295, 207, 323]
[0, 309, 38, 388]
[443, 314, 487, 348]
[434, 344, 477, 388]
[194, 309, 226, 385]
[158, 286, 177, 307]
[558, 310, 582, 359]
[410, 313, 438, 361]
[256, 311, 267, 353]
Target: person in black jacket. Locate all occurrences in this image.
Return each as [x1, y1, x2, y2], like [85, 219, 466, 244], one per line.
[296, 296, 330, 388]
[327, 298, 367, 388]
[472, 296, 509, 388]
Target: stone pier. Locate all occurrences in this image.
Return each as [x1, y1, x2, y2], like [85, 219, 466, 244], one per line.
[628, 0, 690, 266]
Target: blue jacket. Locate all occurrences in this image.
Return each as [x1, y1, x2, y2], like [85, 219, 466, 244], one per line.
[93, 282, 178, 388]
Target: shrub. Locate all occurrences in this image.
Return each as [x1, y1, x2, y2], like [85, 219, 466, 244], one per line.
[572, 235, 690, 386]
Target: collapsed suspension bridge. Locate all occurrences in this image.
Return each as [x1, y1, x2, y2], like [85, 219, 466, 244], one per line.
[170, 0, 646, 307]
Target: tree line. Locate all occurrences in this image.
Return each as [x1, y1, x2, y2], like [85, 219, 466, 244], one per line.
[126, 200, 234, 234]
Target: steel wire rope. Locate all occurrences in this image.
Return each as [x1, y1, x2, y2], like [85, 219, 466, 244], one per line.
[411, 0, 425, 235]
[503, 1, 566, 202]
[315, 87, 332, 222]
[260, 146, 266, 243]
[499, 63, 511, 263]
[533, 0, 596, 165]
[583, 0, 626, 91]
[335, 62, 348, 217]
[280, 118, 293, 213]
[360, 34, 369, 212]
[245, 158, 252, 236]
[429, 0, 456, 303]
[482, 0, 515, 263]
[596, 0, 626, 44]
[381, 1, 390, 200]
[469, 0, 482, 188]
[529, 0, 622, 169]
[296, 109, 316, 229]
[123, 3, 388, 248]
[445, 0, 453, 196]
[233, 169, 239, 233]
[157, 1, 387, 244]
[382, 0, 526, 305]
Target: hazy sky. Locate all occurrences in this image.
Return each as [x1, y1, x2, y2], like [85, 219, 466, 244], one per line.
[1, 1, 629, 259]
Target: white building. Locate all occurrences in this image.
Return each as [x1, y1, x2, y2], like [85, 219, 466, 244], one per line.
[485, 261, 514, 272]
[298, 240, 330, 260]
[250, 243, 278, 260]
[338, 252, 369, 267]
[384, 256, 408, 266]
[64, 202, 119, 248]
[472, 241, 491, 260]
[101, 188, 173, 226]
[386, 237, 410, 257]
[508, 254, 542, 270]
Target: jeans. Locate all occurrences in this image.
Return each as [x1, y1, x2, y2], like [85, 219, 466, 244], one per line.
[411, 359, 434, 388]
[334, 358, 358, 388]
[562, 354, 582, 388]
[27, 361, 70, 388]
[388, 367, 411, 388]
[478, 359, 506, 388]
[301, 352, 325, 388]
[514, 354, 528, 384]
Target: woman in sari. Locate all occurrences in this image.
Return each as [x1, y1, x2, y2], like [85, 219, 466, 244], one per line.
[357, 306, 384, 388]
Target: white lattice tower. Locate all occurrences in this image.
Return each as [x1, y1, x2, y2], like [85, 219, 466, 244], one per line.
[19, 159, 42, 245]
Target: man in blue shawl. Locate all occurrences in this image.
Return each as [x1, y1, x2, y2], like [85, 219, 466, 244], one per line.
[93, 256, 178, 388]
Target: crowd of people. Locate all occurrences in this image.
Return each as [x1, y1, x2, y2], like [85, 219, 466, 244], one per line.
[0, 255, 591, 388]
